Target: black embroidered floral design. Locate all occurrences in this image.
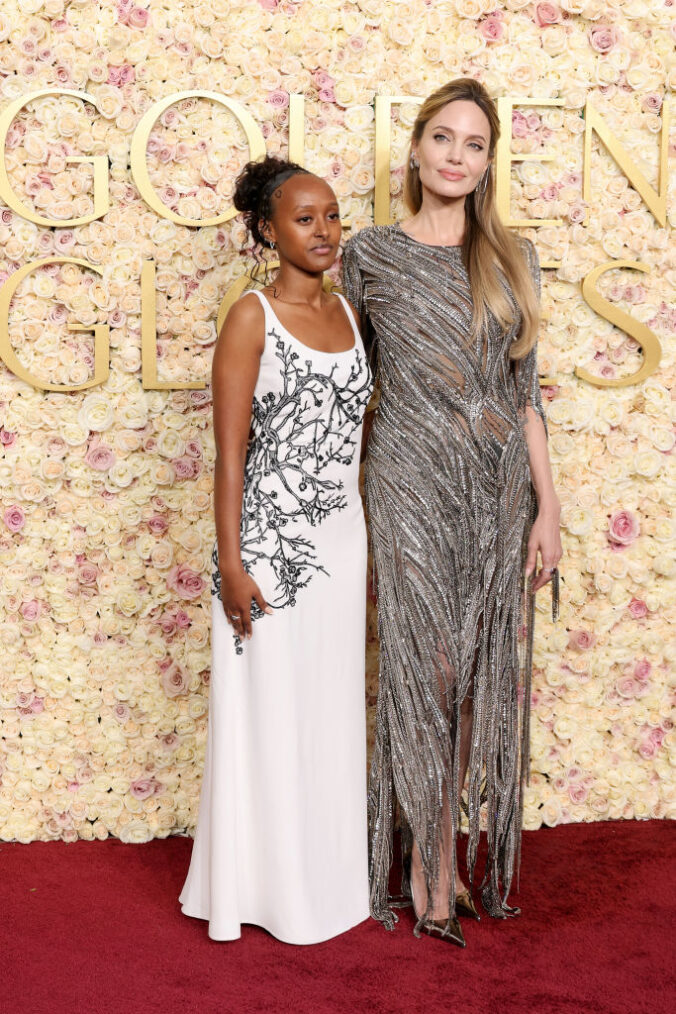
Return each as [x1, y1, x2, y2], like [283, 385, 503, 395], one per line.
[213, 329, 372, 653]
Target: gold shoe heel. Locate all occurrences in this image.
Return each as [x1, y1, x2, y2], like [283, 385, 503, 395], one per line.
[456, 890, 481, 922]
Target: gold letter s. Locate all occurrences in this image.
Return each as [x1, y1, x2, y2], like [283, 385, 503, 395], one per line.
[577, 260, 661, 388]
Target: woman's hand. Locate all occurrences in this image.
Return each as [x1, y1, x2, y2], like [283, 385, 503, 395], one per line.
[525, 502, 562, 592]
[219, 563, 272, 641]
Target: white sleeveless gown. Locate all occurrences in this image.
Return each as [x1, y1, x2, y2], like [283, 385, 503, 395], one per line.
[179, 290, 372, 944]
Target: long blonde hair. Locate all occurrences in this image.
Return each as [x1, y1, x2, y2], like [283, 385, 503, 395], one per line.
[404, 78, 538, 359]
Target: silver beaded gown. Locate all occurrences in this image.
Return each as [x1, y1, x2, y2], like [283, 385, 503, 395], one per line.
[342, 224, 547, 928]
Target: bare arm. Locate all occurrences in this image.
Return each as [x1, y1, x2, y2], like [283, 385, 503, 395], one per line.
[524, 406, 562, 592]
[212, 294, 271, 639]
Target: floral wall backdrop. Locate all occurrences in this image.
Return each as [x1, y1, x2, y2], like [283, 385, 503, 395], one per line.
[0, 0, 674, 842]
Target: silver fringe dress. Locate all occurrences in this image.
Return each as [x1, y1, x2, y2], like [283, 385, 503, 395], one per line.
[342, 224, 548, 928]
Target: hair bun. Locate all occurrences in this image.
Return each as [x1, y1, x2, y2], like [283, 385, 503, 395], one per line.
[233, 156, 307, 247]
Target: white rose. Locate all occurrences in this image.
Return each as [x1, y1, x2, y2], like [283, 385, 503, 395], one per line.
[78, 394, 115, 432]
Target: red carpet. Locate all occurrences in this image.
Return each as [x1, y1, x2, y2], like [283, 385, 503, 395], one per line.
[2, 820, 673, 1014]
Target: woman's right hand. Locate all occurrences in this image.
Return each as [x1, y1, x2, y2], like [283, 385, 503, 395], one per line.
[219, 564, 272, 641]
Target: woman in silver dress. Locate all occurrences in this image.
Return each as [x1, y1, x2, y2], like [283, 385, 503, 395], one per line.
[342, 79, 562, 947]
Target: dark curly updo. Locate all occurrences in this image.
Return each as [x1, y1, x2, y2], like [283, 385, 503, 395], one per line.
[233, 156, 309, 248]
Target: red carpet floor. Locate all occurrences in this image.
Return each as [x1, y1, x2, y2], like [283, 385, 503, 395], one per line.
[2, 820, 674, 1014]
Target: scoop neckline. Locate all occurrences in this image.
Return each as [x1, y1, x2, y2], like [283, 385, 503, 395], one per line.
[257, 291, 358, 358]
[395, 222, 463, 250]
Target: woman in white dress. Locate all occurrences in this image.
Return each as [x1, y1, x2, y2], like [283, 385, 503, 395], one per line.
[179, 156, 373, 944]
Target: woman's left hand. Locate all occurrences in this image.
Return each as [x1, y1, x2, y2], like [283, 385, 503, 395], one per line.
[526, 504, 562, 592]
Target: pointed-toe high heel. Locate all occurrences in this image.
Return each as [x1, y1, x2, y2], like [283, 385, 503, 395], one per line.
[456, 890, 481, 921]
[418, 915, 466, 948]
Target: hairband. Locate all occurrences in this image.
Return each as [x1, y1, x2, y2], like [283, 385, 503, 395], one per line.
[258, 167, 309, 216]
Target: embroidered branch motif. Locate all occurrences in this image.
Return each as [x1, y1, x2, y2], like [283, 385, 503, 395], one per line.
[213, 329, 372, 653]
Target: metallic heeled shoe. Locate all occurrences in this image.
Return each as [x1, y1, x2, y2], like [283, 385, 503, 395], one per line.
[418, 915, 466, 948]
[456, 890, 481, 921]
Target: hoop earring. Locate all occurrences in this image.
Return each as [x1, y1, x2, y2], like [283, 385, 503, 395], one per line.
[268, 240, 276, 251]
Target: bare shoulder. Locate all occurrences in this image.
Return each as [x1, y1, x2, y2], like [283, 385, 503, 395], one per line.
[224, 290, 265, 330]
[217, 290, 265, 353]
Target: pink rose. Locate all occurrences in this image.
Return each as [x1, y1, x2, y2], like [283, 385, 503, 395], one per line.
[568, 629, 596, 651]
[616, 675, 639, 699]
[3, 505, 25, 532]
[608, 510, 639, 547]
[258, 0, 279, 8]
[175, 609, 191, 629]
[78, 562, 99, 586]
[512, 110, 529, 138]
[166, 564, 205, 600]
[148, 515, 168, 534]
[568, 203, 587, 224]
[268, 90, 289, 108]
[185, 439, 202, 459]
[642, 94, 663, 113]
[638, 739, 657, 760]
[85, 444, 115, 471]
[160, 732, 179, 751]
[190, 389, 212, 409]
[113, 703, 131, 723]
[634, 659, 652, 681]
[54, 230, 75, 252]
[0, 428, 16, 446]
[480, 17, 504, 42]
[568, 783, 588, 805]
[20, 600, 40, 621]
[589, 24, 619, 54]
[649, 728, 664, 748]
[172, 456, 201, 480]
[130, 777, 162, 800]
[128, 7, 150, 29]
[534, 2, 561, 27]
[628, 597, 648, 619]
[159, 614, 177, 636]
[160, 663, 190, 698]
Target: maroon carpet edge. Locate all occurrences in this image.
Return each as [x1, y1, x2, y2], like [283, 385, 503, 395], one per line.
[2, 819, 674, 1014]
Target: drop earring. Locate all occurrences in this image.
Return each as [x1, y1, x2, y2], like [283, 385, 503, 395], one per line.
[477, 167, 489, 196]
[409, 152, 419, 169]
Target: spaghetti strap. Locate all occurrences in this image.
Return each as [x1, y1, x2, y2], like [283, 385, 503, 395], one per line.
[336, 292, 362, 344]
